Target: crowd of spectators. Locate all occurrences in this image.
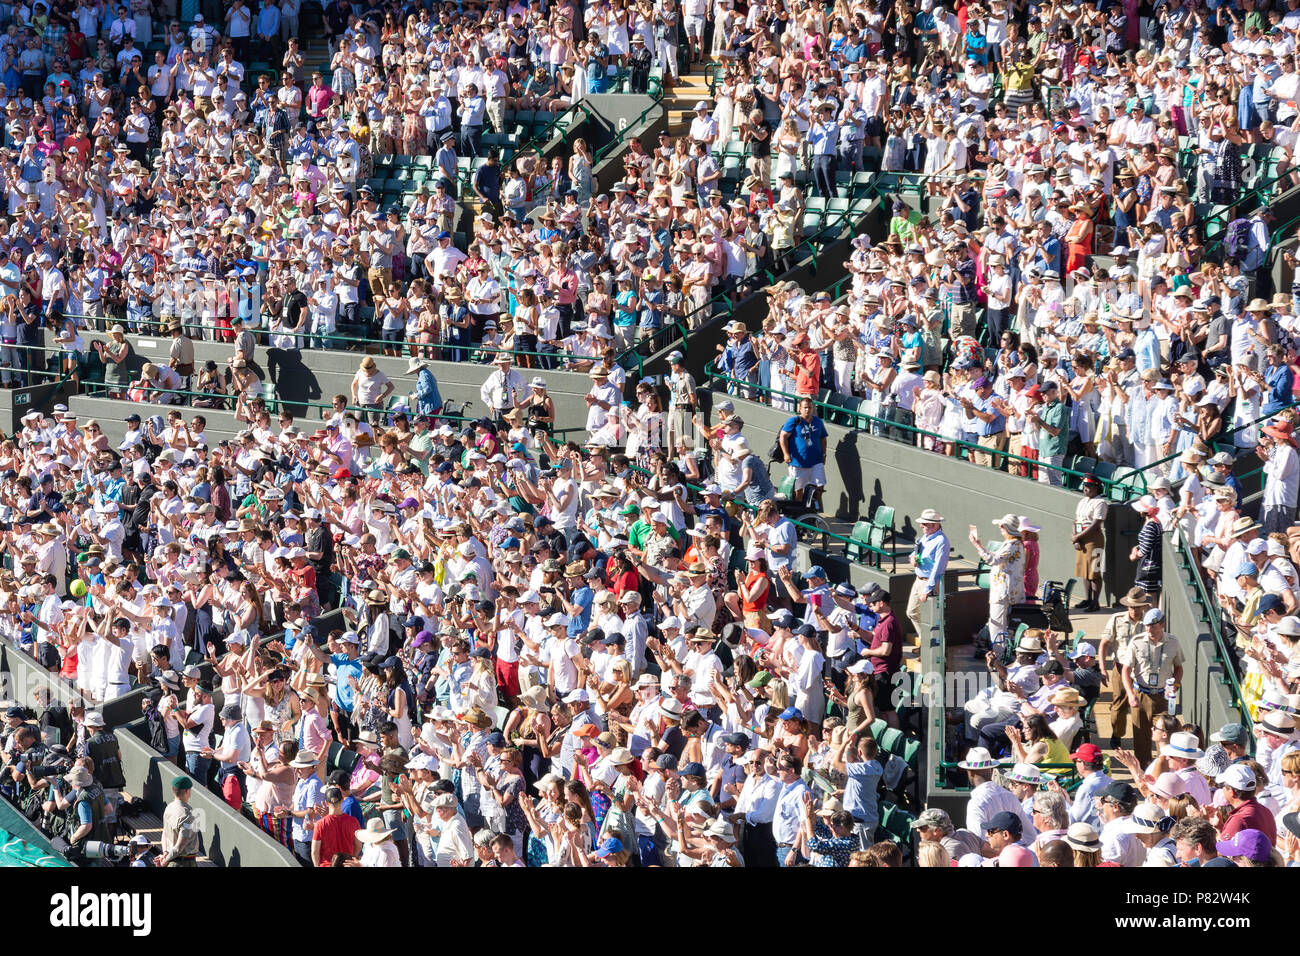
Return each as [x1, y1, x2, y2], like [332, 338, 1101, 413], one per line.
[1, 0, 1300, 872]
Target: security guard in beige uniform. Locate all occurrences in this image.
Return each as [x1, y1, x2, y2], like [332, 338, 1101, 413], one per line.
[157, 775, 201, 866]
[1097, 588, 1151, 749]
[1118, 608, 1185, 767]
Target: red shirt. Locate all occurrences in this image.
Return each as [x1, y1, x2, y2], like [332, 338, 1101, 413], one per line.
[869, 611, 903, 677]
[313, 812, 360, 865]
[795, 351, 821, 396]
[1219, 798, 1276, 845]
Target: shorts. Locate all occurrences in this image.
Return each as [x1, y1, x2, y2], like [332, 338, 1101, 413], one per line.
[791, 463, 826, 491]
[684, 15, 705, 36]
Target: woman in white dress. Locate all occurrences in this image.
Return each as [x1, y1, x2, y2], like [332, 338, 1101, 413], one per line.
[1062, 353, 1101, 457]
[773, 117, 801, 182]
[1094, 368, 1128, 464]
[713, 74, 737, 145]
[608, 2, 631, 59]
[1229, 362, 1262, 452]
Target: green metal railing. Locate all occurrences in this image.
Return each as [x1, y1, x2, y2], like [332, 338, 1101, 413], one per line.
[1123, 400, 1300, 491]
[704, 363, 1143, 499]
[1174, 528, 1252, 733]
[74, 382, 481, 426]
[44, 318, 645, 378]
[626, 463, 897, 569]
[613, 190, 876, 365]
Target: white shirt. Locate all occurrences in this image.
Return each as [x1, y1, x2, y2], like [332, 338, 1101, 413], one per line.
[434, 812, 473, 867]
[965, 779, 1030, 839]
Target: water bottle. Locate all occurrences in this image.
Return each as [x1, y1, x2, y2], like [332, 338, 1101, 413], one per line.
[1164, 678, 1178, 712]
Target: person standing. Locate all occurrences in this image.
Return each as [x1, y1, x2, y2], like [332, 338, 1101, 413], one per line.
[1097, 588, 1150, 750]
[1256, 419, 1299, 534]
[907, 509, 949, 643]
[778, 396, 829, 512]
[810, 102, 839, 199]
[666, 350, 697, 452]
[480, 356, 526, 425]
[1118, 608, 1185, 767]
[968, 515, 1025, 643]
[1027, 381, 1069, 485]
[156, 775, 201, 866]
[1071, 476, 1108, 611]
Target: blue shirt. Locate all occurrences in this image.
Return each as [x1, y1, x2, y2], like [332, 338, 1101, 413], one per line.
[330, 653, 362, 714]
[1069, 770, 1112, 829]
[810, 121, 838, 157]
[780, 414, 828, 467]
[843, 759, 883, 831]
[1264, 363, 1294, 415]
[566, 586, 594, 638]
[773, 779, 809, 844]
[914, 530, 950, 590]
[340, 794, 365, 826]
[1134, 328, 1161, 373]
[719, 337, 758, 380]
[807, 821, 856, 866]
[291, 773, 324, 842]
[971, 394, 1006, 436]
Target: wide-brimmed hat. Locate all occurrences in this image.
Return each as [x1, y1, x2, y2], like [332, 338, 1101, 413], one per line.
[957, 747, 1000, 770]
[1160, 731, 1204, 760]
[993, 513, 1022, 536]
[1002, 763, 1046, 786]
[658, 697, 685, 718]
[1016, 633, 1044, 653]
[459, 707, 493, 728]
[290, 751, 319, 768]
[1049, 688, 1086, 708]
[916, 509, 945, 523]
[356, 817, 396, 843]
[1260, 711, 1297, 736]
[1120, 587, 1152, 608]
[1063, 822, 1101, 852]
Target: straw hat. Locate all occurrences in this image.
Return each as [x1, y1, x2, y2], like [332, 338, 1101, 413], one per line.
[356, 817, 396, 843]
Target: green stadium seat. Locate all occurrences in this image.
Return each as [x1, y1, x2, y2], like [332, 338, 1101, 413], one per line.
[868, 505, 895, 554]
[878, 727, 904, 756]
[847, 520, 873, 564]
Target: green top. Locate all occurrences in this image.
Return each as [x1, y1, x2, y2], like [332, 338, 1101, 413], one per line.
[1038, 399, 1070, 458]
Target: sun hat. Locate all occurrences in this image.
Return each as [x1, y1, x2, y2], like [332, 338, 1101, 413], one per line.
[1160, 731, 1204, 760]
[957, 747, 1000, 770]
[1063, 822, 1101, 852]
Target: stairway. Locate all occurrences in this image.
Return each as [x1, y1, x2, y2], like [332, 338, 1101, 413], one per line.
[661, 67, 715, 139]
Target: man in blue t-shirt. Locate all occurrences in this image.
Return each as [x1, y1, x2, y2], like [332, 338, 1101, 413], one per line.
[779, 397, 829, 512]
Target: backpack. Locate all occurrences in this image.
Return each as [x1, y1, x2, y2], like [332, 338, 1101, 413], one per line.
[1223, 218, 1252, 261]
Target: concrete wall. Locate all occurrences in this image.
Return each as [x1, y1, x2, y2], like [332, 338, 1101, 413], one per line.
[116, 721, 299, 867]
[1161, 536, 1246, 735]
[715, 392, 1144, 601]
[0, 638, 295, 866]
[53, 329, 598, 445]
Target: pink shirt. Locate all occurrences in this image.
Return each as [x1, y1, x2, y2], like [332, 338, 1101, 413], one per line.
[306, 84, 334, 117]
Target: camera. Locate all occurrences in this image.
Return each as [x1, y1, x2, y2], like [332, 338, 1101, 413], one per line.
[69, 840, 131, 864]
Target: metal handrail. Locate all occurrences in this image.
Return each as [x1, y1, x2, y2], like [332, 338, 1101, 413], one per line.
[41, 318, 644, 378]
[703, 362, 1140, 497]
[77, 381, 480, 424]
[624, 463, 897, 565]
[1174, 527, 1252, 733]
[1122, 399, 1300, 489]
[592, 75, 668, 168]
